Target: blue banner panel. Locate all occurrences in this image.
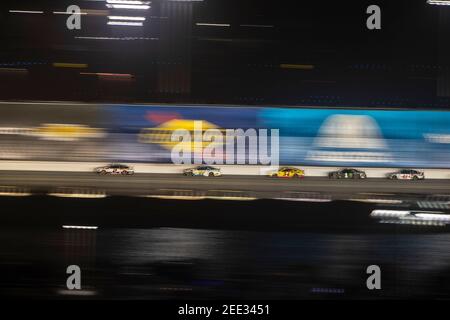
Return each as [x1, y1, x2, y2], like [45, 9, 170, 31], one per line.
[260, 108, 450, 167]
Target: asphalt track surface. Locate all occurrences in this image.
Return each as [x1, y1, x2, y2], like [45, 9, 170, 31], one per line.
[0, 171, 449, 198]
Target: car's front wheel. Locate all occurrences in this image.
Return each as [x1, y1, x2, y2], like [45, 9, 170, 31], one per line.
[208, 172, 214, 177]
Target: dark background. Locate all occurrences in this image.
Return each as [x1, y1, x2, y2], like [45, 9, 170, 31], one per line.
[0, 0, 449, 108]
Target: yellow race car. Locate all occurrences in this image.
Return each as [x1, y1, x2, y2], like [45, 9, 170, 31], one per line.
[269, 167, 305, 178]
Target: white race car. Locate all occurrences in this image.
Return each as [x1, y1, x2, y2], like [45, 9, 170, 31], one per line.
[387, 169, 424, 180]
[95, 163, 134, 175]
[183, 166, 222, 177]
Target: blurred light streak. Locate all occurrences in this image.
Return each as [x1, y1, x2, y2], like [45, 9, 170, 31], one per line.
[62, 225, 98, 230]
[0, 192, 31, 197]
[107, 0, 150, 4]
[80, 72, 134, 80]
[280, 64, 315, 70]
[9, 10, 44, 14]
[379, 220, 446, 226]
[0, 127, 34, 134]
[50, 192, 106, 198]
[415, 213, 450, 221]
[106, 4, 150, 9]
[108, 16, 146, 21]
[275, 198, 331, 202]
[206, 196, 256, 201]
[0, 68, 28, 74]
[417, 201, 450, 209]
[53, 63, 88, 68]
[0, 186, 31, 197]
[107, 21, 144, 26]
[427, 0, 450, 5]
[53, 11, 88, 15]
[349, 198, 403, 204]
[75, 36, 157, 40]
[146, 195, 205, 200]
[196, 23, 230, 27]
[370, 210, 410, 218]
[371, 209, 450, 226]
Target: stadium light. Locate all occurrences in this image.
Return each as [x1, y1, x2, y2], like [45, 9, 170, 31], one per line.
[107, 21, 144, 26]
[9, 10, 44, 14]
[427, 0, 450, 5]
[108, 16, 146, 21]
[106, 0, 151, 9]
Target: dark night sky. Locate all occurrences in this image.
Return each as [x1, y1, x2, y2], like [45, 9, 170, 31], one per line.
[0, 0, 449, 108]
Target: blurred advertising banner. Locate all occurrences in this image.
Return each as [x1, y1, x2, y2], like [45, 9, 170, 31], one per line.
[0, 103, 107, 161]
[260, 108, 450, 168]
[103, 105, 262, 163]
[1, 102, 450, 168]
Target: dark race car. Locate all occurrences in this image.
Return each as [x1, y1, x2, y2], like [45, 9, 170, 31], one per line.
[328, 168, 367, 179]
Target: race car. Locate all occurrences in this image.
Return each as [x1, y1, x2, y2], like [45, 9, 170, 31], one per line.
[387, 169, 424, 180]
[183, 166, 222, 177]
[328, 168, 367, 179]
[94, 163, 134, 175]
[269, 167, 305, 178]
